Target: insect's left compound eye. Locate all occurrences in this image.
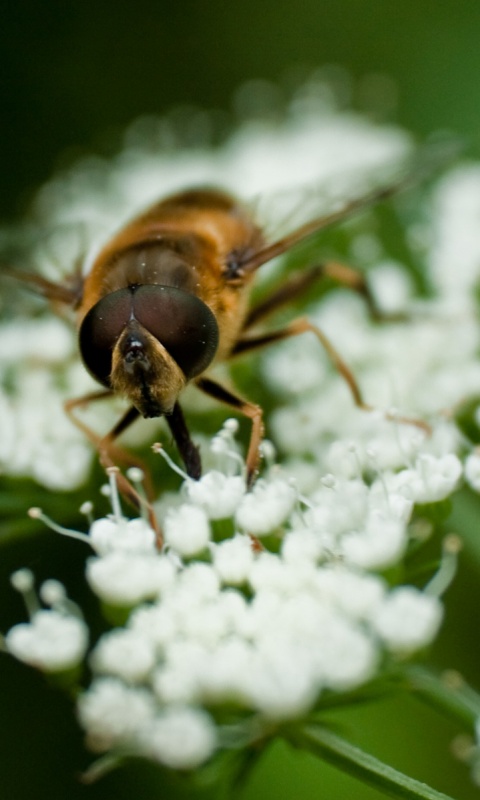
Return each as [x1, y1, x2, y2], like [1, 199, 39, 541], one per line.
[79, 285, 219, 386]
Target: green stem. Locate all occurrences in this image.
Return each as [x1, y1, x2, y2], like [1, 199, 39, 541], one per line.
[405, 665, 480, 729]
[289, 724, 457, 800]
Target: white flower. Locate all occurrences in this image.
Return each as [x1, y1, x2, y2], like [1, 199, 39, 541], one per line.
[313, 617, 378, 690]
[6, 610, 88, 672]
[164, 504, 211, 556]
[244, 642, 319, 719]
[184, 472, 246, 519]
[389, 454, 462, 505]
[465, 452, 480, 492]
[89, 517, 157, 555]
[211, 534, 255, 584]
[139, 707, 217, 770]
[235, 478, 297, 535]
[90, 629, 156, 683]
[371, 587, 443, 653]
[314, 566, 386, 619]
[77, 678, 156, 750]
[281, 528, 325, 564]
[86, 552, 173, 606]
[341, 510, 408, 570]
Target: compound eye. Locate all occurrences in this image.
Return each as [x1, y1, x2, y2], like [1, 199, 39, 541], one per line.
[133, 285, 219, 378]
[79, 288, 132, 385]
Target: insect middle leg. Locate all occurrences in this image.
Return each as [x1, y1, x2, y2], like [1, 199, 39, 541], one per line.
[232, 318, 430, 433]
[233, 317, 370, 410]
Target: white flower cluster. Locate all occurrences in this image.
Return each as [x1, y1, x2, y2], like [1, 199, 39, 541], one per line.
[3, 77, 480, 775]
[0, 318, 93, 489]
[5, 569, 88, 672]
[5, 423, 455, 770]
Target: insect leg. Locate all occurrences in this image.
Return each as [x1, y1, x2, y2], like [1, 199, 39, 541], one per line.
[233, 317, 368, 408]
[195, 378, 264, 486]
[64, 392, 160, 535]
[165, 402, 202, 480]
[244, 261, 388, 331]
[231, 317, 430, 433]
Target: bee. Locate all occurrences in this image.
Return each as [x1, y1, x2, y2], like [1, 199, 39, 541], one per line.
[7, 166, 430, 499]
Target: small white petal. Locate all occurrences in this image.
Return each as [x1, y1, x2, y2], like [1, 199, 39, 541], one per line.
[465, 452, 480, 492]
[90, 517, 157, 555]
[314, 619, 378, 690]
[235, 478, 297, 535]
[245, 642, 318, 719]
[91, 630, 156, 682]
[211, 535, 254, 584]
[6, 611, 88, 672]
[78, 678, 155, 750]
[164, 504, 211, 556]
[282, 528, 324, 564]
[184, 472, 246, 519]
[342, 511, 407, 570]
[140, 707, 217, 769]
[86, 552, 169, 606]
[371, 587, 443, 653]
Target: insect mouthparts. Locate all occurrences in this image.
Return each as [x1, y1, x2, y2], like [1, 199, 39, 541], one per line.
[121, 331, 151, 372]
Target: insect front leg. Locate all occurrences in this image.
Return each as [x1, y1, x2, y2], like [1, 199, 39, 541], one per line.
[64, 391, 161, 539]
[195, 378, 264, 486]
[165, 402, 202, 480]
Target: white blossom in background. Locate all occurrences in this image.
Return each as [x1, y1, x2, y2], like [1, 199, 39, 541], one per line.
[3, 76, 480, 776]
[5, 569, 88, 672]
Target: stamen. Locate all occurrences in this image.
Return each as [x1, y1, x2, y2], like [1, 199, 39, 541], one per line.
[321, 473, 337, 489]
[389, 406, 422, 469]
[210, 425, 245, 476]
[152, 442, 189, 480]
[365, 450, 391, 509]
[425, 533, 462, 597]
[28, 507, 91, 546]
[39, 579, 66, 607]
[106, 467, 123, 524]
[40, 579, 84, 619]
[80, 501, 95, 525]
[126, 467, 150, 523]
[348, 441, 364, 477]
[10, 569, 40, 618]
[259, 439, 276, 471]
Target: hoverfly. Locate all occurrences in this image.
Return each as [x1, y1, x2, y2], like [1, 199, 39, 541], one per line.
[7, 158, 433, 504]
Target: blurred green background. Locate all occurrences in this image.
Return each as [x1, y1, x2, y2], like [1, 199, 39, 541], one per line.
[3, 0, 480, 222]
[2, 1, 480, 798]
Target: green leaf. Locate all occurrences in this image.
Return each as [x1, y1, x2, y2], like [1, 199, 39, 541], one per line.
[290, 723, 457, 800]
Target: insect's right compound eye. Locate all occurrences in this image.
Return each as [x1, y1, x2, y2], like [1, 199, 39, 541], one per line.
[79, 289, 132, 386]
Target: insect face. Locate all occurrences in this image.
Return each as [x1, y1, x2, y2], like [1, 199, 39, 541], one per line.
[79, 282, 219, 417]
